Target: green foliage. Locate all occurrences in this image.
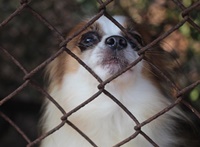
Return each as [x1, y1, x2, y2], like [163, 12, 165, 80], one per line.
[190, 85, 200, 102]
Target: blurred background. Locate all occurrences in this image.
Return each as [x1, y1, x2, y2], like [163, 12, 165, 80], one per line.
[0, 0, 200, 146]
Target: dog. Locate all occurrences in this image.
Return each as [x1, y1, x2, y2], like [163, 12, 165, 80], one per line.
[40, 15, 196, 147]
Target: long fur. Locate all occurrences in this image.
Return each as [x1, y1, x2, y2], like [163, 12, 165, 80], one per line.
[40, 15, 190, 147]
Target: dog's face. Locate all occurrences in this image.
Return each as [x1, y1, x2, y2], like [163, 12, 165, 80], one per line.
[67, 15, 144, 81]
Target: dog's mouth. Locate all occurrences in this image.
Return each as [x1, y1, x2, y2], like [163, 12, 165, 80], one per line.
[101, 56, 129, 74]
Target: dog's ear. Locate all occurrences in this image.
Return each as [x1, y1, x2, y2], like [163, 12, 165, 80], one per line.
[45, 21, 91, 91]
[143, 45, 180, 98]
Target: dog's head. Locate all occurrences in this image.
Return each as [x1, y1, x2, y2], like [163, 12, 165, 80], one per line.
[69, 16, 143, 78]
[48, 15, 144, 88]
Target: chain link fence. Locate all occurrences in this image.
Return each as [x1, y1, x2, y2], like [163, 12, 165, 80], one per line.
[0, 0, 200, 146]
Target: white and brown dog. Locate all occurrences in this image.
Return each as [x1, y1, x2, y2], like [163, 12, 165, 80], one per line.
[40, 15, 196, 147]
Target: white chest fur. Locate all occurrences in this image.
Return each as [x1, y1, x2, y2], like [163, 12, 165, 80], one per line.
[41, 66, 179, 147]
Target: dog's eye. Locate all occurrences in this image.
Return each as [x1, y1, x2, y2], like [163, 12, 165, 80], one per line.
[79, 31, 100, 51]
[128, 32, 143, 50]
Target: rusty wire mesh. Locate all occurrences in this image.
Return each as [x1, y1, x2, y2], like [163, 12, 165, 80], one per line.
[0, 0, 200, 146]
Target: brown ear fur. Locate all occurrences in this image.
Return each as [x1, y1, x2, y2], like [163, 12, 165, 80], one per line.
[143, 46, 179, 98]
[46, 21, 90, 90]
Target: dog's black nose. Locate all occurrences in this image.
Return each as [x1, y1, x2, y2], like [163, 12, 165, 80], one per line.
[105, 35, 127, 50]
